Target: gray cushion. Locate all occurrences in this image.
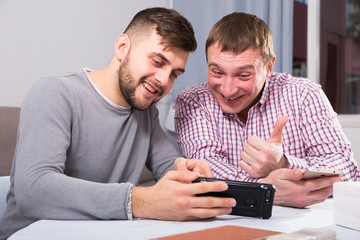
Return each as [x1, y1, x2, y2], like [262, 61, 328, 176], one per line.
[0, 176, 10, 218]
[0, 107, 20, 176]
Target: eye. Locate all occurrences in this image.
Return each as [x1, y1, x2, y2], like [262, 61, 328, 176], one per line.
[237, 73, 251, 80]
[211, 69, 223, 77]
[152, 58, 164, 67]
[170, 71, 178, 79]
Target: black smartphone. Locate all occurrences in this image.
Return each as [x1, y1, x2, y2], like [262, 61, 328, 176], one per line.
[192, 177, 275, 219]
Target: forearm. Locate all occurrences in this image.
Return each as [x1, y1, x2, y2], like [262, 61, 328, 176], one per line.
[284, 151, 360, 181]
[15, 171, 131, 220]
[297, 88, 360, 181]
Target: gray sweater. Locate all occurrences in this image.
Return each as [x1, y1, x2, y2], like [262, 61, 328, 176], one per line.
[0, 69, 179, 239]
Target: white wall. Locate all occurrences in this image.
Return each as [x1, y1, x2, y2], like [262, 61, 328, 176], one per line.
[0, 0, 171, 107]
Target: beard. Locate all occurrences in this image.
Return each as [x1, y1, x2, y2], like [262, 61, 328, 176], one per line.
[117, 53, 163, 111]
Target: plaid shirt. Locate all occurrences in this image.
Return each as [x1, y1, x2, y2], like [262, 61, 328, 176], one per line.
[175, 72, 360, 182]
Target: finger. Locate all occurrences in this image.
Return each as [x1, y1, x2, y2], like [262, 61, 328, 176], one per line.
[185, 159, 197, 169]
[246, 136, 267, 151]
[301, 185, 334, 207]
[165, 170, 200, 183]
[240, 151, 252, 165]
[303, 176, 342, 191]
[281, 168, 304, 181]
[239, 153, 254, 173]
[186, 159, 213, 178]
[190, 181, 229, 195]
[268, 116, 289, 144]
[190, 195, 236, 208]
[242, 143, 258, 158]
[174, 158, 213, 178]
[180, 207, 233, 220]
[174, 157, 188, 171]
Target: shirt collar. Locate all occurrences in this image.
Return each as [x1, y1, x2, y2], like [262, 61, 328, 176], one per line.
[258, 78, 270, 109]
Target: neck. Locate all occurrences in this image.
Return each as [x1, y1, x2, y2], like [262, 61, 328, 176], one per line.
[88, 60, 126, 107]
[237, 85, 264, 124]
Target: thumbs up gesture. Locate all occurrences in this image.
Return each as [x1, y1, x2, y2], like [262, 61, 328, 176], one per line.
[240, 116, 289, 178]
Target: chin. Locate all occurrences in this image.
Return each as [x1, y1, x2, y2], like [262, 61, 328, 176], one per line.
[132, 100, 154, 111]
[132, 104, 151, 111]
[219, 107, 238, 115]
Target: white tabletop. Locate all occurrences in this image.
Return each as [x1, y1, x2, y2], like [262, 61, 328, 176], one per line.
[9, 198, 360, 240]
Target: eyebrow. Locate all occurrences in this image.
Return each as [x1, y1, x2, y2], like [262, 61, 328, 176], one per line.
[152, 52, 185, 74]
[208, 62, 255, 71]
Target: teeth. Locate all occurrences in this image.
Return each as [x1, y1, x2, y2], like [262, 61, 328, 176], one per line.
[143, 82, 156, 93]
[225, 96, 238, 101]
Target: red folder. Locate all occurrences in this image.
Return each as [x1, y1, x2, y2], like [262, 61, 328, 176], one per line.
[151, 225, 281, 240]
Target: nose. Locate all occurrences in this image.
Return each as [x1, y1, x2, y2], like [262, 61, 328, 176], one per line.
[154, 67, 172, 87]
[220, 76, 237, 97]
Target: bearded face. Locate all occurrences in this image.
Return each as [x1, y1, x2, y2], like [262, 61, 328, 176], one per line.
[117, 51, 164, 111]
[115, 30, 189, 111]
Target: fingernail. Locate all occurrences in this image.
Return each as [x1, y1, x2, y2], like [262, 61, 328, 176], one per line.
[221, 183, 228, 190]
[226, 208, 232, 214]
[230, 199, 236, 207]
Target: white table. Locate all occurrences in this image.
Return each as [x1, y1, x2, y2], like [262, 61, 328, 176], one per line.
[9, 199, 360, 239]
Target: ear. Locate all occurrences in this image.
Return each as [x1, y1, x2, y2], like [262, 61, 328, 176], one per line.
[266, 56, 276, 77]
[114, 34, 131, 62]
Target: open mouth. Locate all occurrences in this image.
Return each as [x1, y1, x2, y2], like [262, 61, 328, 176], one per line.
[142, 82, 158, 94]
[224, 96, 240, 101]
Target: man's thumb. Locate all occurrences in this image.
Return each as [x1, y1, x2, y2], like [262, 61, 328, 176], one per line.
[268, 116, 289, 144]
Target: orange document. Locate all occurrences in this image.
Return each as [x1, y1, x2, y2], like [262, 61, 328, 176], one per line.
[151, 225, 281, 240]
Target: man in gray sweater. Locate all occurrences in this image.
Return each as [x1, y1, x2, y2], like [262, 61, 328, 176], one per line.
[0, 8, 235, 239]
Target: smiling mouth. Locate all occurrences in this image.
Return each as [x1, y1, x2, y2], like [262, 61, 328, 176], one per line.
[143, 82, 157, 93]
[224, 95, 240, 101]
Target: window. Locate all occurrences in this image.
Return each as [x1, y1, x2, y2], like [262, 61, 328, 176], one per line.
[293, 0, 360, 114]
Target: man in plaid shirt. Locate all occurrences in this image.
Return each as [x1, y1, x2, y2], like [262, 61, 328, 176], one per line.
[175, 12, 360, 208]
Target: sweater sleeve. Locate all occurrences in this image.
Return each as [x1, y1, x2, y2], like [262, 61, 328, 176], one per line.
[14, 78, 132, 220]
[145, 106, 179, 181]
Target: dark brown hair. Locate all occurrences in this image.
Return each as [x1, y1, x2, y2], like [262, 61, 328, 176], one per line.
[206, 12, 274, 65]
[124, 7, 197, 52]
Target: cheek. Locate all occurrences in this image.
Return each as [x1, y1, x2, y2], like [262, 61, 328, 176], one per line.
[207, 74, 221, 89]
[241, 82, 255, 93]
[130, 58, 149, 78]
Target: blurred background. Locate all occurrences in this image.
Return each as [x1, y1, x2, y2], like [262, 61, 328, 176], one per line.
[1, 0, 359, 163]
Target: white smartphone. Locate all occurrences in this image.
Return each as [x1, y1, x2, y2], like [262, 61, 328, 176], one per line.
[301, 168, 342, 180]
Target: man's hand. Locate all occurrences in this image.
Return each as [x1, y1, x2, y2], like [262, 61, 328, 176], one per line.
[240, 116, 289, 178]
[132, 170, 236, 220]
[261, 168, 342, 208]
[174, 157, 213, 178]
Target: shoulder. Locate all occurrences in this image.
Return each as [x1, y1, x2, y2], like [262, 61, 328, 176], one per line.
[176, 83, 213, 104]
[268, 72, 322, 96]
[23, 71, 87, 111]
[29, 71, 86, 96]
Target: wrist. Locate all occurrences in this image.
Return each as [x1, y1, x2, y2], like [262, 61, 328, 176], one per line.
[131, 186, 150, 219]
